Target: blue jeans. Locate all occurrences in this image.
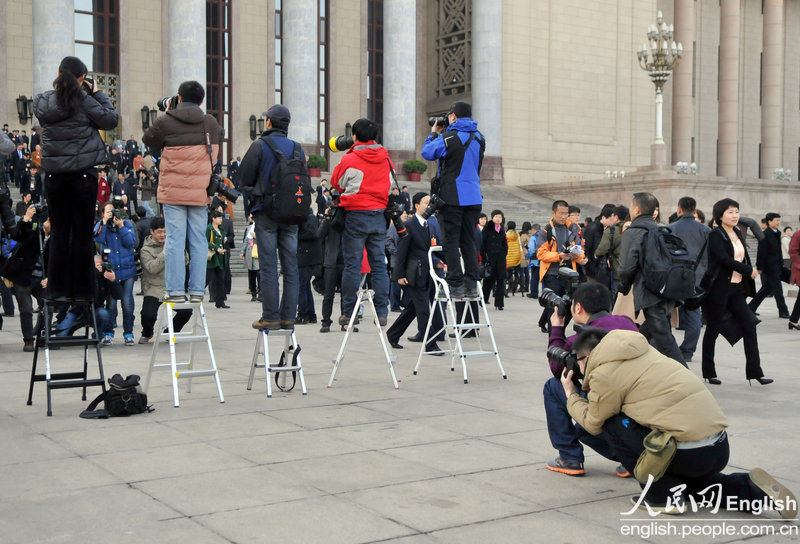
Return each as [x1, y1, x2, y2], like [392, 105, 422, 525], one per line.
[678, 305, 702, 360]
[297, 265, 316, 318]
[107, 276, 135, 336]
[163, 204, 207, 296]
[543, 377, 617, 463]
[341, 210, 389, 319]
[56, 307, 112, 337]
[254, 211, 298, 322]
[142, 200, 156, 217]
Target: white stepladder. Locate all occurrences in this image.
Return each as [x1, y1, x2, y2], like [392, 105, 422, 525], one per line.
[328, 278, 400, 389]
[144, 300, 224, 407]
[248, 328, 307, 397]
[413, 246, 507, 384]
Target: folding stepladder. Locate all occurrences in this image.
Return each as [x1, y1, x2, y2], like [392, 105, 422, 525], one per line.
[248, 328, 307, 397]
[143, 300, 224, 407]
[328, 277, 400, 389]
[27, 300, 106, 416]
[413, 246, 507, 384]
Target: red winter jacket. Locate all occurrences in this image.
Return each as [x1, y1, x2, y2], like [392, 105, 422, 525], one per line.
[331, 141, 392, 211]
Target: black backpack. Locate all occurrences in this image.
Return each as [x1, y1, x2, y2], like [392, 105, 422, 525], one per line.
[629, 224, 698, 301]
[80, 374, 153, 419]
[258, 136, 312, 225]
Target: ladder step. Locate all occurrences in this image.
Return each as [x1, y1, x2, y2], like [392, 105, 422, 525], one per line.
[164, 302, 202, 310]
[43, 337, 100, 348]
[47, 378, 104, 389]
[175, 369, 217, 378]
[151, 362, 191, 369]
[267, 365, 301, 372]
[31, 371, 88, 382]
[459, 350, 497, 358]
[255, 329, 294, 336]
[169, 335, 209, 343]
[451, 323, 490, 329]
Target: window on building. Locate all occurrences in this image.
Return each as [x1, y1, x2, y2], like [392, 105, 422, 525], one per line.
[74, 0, 120, 141]
[207, 0, 232, 163]
[436, 0, 471, 97]
[275, 0, 283, 104]
[367, 0, 383, 141]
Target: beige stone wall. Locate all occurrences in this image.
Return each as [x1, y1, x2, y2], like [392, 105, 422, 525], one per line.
[3, 3, 35, 129]
[740, 0, 763, 179]
[784, 1, 800, 176]
[695, 0, 720, 176]
[500, 0, 655, 186]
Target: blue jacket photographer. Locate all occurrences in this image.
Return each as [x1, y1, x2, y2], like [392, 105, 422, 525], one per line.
[420, 101, 485, 299]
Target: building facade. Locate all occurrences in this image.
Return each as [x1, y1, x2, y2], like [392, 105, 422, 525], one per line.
[2, 0, 799, 186]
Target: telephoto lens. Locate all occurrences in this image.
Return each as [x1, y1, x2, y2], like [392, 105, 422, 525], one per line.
[328, 134, 354, 152]
[427, 116, 449, 127]
[156, 95, 179, 112]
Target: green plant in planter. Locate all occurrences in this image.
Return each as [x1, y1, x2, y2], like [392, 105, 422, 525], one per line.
[402, 159, 428, 175]
[307, 154, 327, 169]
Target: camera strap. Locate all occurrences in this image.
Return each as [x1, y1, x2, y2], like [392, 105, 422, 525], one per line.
[386, 158, 402, 193]
[202, 115, 214, 170]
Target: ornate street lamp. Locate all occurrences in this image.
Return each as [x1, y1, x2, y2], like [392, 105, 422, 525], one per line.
[249, 114, 257, 141]
[149, 108, 157, 127]
[257, 117, 265, 134]
[637, 10, 682, 166]
[141, 106, 151, 131]
[16, 95, 33, 124]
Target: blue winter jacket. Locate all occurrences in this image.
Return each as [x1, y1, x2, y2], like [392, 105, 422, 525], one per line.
[94, 219, 137, 281]
[421, 117, 483, 206]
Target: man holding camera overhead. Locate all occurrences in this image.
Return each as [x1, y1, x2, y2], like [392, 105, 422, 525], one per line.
[142, 81, 223, 304]
[330, 118, 392, 327]
[421, 101, 484, 300]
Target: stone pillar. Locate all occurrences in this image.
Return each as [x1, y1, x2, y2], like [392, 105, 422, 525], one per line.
[472, 0, 503, 180]
[761, 0, 785, 179]
[282, 0, 318, 146]
[717, 0, 740, 178]
[33, 0, 74, 95]
[168, 0, 206, 97]
[383, 0, 416, 153]
[671, 0, 694, 165]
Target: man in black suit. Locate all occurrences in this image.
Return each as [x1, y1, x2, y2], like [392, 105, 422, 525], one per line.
[29, 127, 41, 152]
[113, 172, 139, 216]
[386, 192, 445, 354]
[749, 212, 790, 318]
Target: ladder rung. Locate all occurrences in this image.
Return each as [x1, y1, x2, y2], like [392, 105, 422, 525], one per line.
[175, 369, 217, 378]
[170, 335, 209, 343]
[48, 378, 104, 389]
[255, 329, 294, 336]
[165, 302, 202, 310]
[43, 337, 100, 347]
[32, 371, 87, 382]
[151, 362, 191, 369]
[267, 365, 301, 372]
[452, 323, 490, 329]
[459, 350, 497, 358]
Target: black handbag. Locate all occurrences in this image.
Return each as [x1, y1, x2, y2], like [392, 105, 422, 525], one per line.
[80, 374, 153, 419]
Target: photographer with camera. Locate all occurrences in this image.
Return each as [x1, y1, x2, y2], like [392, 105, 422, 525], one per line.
[562, 328, 796, 517]
[421, 101, 485, 299]
[142, 81, 223, 304]
[238, 104, 306, 330]
[94, 202, 137, 345]
[32, 55, 119, 302]
[330, 118, 392, 327]
[536, 200, 586, 333]
[543, 282, 637, 476]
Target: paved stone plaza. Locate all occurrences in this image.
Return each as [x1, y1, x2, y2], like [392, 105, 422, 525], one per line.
[1, 277, 799, 543]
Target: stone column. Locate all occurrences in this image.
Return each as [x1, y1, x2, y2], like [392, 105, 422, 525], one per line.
[671, 0, 694, 165]
[472, 0, 502, 179]
[717, 0, 740, 178]
[761, 0, 785, 179]
[168, 0, 206, 97]
[383, 0, 416, 153]
[282, 0, 318, 146]
[33, 0, 74, 95]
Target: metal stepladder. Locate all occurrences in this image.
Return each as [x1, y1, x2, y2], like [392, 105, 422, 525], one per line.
[248, 328, 307, 397]
[144, 300, 224, 407]
[27, 300, 106, 416]
[413, 246, 507, 383]
[328, 277, 400, 389]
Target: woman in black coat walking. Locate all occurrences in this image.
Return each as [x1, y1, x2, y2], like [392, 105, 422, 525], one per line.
[481, 210, 508, 310]
[701, 198, 772, 386]
[33, 56, 119, 301]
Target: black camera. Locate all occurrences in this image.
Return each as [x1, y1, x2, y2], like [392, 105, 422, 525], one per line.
[206, 174, 240, 203]
[538, 268, 580, 317]
[329, 134, 354, 152]
[546, 346, 584, 385]
[100, 248, 114, 272]
[33, 203, 47, 216]
[428, 115, 449, 128]
[157, 95, 179, 112]
[420, 193, 445, 220]
[386, 202, 407, 238]
[82, 76, 95, 94]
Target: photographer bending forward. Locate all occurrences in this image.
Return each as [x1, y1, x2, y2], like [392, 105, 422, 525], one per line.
[564, 328, 797, 517]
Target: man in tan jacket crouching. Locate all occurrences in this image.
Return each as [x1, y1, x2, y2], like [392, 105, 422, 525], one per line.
[562, 328, 796, 518]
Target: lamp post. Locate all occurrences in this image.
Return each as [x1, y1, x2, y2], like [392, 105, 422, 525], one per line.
[637, 10, 682, 167]
[141, 106, 151, 131]
[16, 95, 33, 125]
[249, 114, 257, 141]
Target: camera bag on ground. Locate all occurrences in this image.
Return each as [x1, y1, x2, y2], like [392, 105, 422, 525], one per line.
[629, 224, 699, 302]
[79, 373, 153, 419]
[257, 136, 312, 225]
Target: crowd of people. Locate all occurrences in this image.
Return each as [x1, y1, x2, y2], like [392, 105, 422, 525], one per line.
[2, 57, 798, 519]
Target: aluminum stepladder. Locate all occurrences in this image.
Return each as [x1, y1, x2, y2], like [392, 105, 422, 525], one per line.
[144, 300, 224, 407]
[413, 246, 507, 384]
[27, 300, 106, 416]
[328, 276, 400, 389]
[248, 328, 307, 397]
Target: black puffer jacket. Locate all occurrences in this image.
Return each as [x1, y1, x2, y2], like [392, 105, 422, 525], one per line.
[33, 90, 118, 174]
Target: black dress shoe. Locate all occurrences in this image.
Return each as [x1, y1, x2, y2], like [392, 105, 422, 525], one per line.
[407, 335, 424, 342]
[749, 377, 774, 386]
[779, 312, 790, 319]
[789, 322, 800, 330]
[216, 303, 230, 309]
[704, 377, 722, 385]
[389, 340, 403, 349]
[427, 343, 445, 356]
